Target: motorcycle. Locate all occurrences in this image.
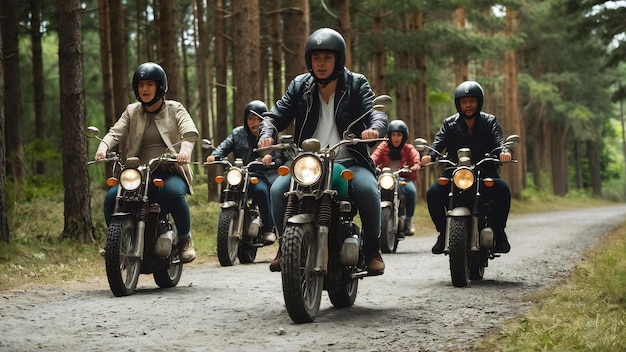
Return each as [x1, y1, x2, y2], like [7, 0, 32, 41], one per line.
[256, 95, 392, 323]
[205, 157, 275, 266]
[377, 165, 412, 253]
[413, 135, 520, 287]
[86, 126, 205, 297]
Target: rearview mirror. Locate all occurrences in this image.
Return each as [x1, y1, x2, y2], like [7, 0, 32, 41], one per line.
[372, 95, 392, 112]
[413, 138, 428, 152]
[86, 126, 100, 139]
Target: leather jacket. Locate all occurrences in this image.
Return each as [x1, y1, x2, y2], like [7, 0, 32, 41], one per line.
[427, 112, 510, 178]
[258, 68, 388, 175]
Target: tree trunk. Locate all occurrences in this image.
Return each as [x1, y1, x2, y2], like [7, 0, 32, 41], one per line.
[232, 0, 261, 124]
[550, 123, 569, 196]
[158, 0, 180, 101]
[98, 0, 115, 179]
[331, 0, 351, 69]
[1, 0, 25, 183]
[586, 140, 602, 197]
[30, 0, 46, 176]
[214, 0, 228, 145]
[0, 23, 9, 243]
[371, 8, 385, 94]
[109, 0, 129, 117]
[283, 0, 308, 86]
[58, 0, 95, 243]
[270, 0, 282, 105]
[453, 7, 468, 83]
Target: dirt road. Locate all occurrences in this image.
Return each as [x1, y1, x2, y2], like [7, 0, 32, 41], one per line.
[2, 205, 626, 352]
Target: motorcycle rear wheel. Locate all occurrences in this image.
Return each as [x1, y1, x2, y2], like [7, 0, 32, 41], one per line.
[217, 208, 239, 266]
[281, 223, 323, 323]
[380, 207, 398, 253]
[105, 216, 141, 296]
[448, 217, 470, 287]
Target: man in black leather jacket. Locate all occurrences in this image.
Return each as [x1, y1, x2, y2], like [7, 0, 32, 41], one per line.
[421, 81, 512, 254]
[258, 28, 388, 275]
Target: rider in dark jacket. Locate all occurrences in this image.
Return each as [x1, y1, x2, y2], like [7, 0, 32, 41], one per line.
[207, 100, 283, 243]
[258, 28, 388, 275]
[422, 81, 512, 254]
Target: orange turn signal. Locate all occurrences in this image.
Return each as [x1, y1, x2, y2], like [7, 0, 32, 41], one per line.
[106, 177, 118, 187]
[153, 178, 164, 187]
[341, 169, 354, 181]
[438, 177, 449, 186]
[400, 180, 408, 187]
[483, 178, 495, 187]
[250, 177, 259, 185]
[215, 175, 224, 184]
[278, 165, 290, 176]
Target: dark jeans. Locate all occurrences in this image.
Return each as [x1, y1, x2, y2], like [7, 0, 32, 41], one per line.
[104, 168, 192, 237]
[249, 179, 274, 230]
[398, 177, 417, 218]
[426, 178, 510, 236]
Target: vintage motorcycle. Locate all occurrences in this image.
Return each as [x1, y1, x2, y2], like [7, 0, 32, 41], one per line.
[377, 165, 412, 253]
[86, 126, 204, 297]
[414, 135, 520, 287]
[257, 95, 392, 323]
[205, 157, 275, 266]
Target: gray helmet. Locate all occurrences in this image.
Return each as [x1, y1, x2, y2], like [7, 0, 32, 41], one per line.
[305, 28, 346, 86]
[132, 62, 168, 107]
[387, 120, 409, 145]
[454, 80, 484, 117]
[243, 100, 268, 122]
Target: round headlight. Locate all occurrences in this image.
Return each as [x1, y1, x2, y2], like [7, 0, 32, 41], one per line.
[226, 168, 243, 186]
[292, 155, 322, 186]
[378, 174, 395, 190]
[120, 169, 142, 191]
[453, 168, 475, 190]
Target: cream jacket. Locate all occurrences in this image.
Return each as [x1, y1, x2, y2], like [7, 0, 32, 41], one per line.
[101, 100, 199, 194]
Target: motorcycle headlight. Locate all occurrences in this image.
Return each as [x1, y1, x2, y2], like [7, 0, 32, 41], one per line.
[378, 173, 395, 190]
[292, 155, 322, 186]
[453, 168, 475, 190]
[120, 168, 142, 191]
[226, 168, 243, 186]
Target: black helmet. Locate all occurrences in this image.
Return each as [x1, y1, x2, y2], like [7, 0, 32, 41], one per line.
[132, 62, 168, 107]
[243, 100, 268, 122]
[305, 28, 346, 86]
[454, 80, 484, 117]
[387, 120, 409, 146]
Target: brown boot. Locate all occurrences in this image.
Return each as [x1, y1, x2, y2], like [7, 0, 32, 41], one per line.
[179, 237, 196, 263]
[366, 250, 385, 276]
[269, 245, 282, 272]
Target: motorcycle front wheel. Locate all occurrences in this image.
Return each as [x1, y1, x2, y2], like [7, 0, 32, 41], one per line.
[217, 208, 239, 266]
[105, 216, 141, 296]
[380, 207, 398, 253]
[154, 221, 183, 288]
[448, 217, 470, 287]
[281, 222, 323, 323]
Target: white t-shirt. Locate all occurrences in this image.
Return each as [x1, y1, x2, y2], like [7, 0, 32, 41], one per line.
[313, 92, 350, 159]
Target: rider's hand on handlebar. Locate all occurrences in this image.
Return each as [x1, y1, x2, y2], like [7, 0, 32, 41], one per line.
[95, 142, 108, 161]
[410, 164, 421, 173]
[421, 155, 432, 165]
[262, 154, 273, 166]
[361, 129, 379, 140]
[258, 137, 274, 148]
[206, 155, 216, 163]
[499, 152, 512, 163]
[177, 141, 194, 164]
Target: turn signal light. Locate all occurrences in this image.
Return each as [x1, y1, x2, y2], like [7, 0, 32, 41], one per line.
[341, 169, 354, 181]
[483, 178, 495, 187]
[278, 165, 290, 176]
[250, 177, 259, 185]
[438, 177, 449, 186]
[106, 177, 118, 187]
[215, 175, 224, 184]
[153, 178, 164, 187]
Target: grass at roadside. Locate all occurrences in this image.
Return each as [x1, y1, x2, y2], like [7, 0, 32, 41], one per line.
[475, 220, 626, 351]
[1, 184, 625, 351]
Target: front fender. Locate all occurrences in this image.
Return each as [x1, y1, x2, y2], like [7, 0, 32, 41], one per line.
[287, 213, 316, 225]
[380, 201, 394, 208]
[448, 207, 471, 217]
[220, 201, 238, 209]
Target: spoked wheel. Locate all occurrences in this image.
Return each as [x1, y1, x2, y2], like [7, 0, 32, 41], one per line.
[217, 208, 240, 266]
[327, 272, 358, 308]
[448, 217, 470, 287]
[238, 241, 258, 264]
[380, 207, 397, 253]
[281, 223, 323, 323]
[154, 221, 183, 288]
[105, 216, 141, 297]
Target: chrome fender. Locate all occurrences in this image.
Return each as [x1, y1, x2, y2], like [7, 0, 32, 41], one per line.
[287, 213, 316, 224]
[380, 201, 394, 208]
[220, 201, 237, 209]
[447, 207, 471, 217]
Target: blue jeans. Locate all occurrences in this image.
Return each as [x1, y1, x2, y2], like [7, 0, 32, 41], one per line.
[398, 177, 417, 218]
[104, 168, 192, 237]
[270, 165, 381, 241]
[249, 179, 274, 230]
